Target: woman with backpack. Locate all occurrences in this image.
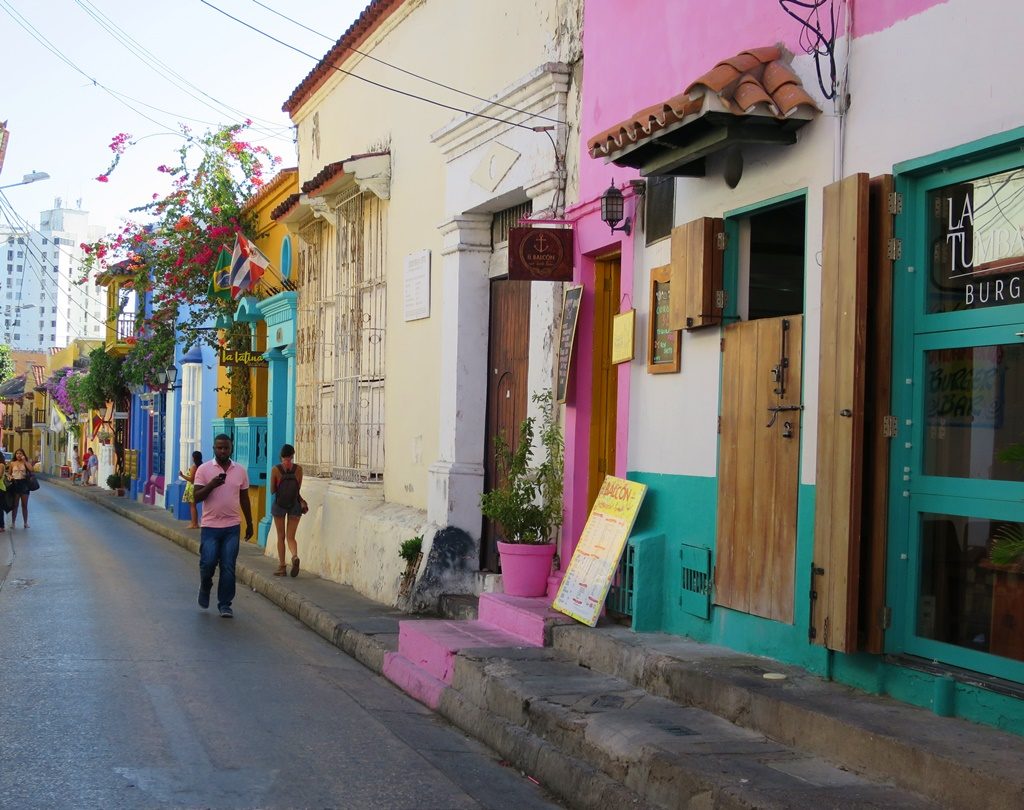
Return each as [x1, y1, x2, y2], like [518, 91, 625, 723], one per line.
[270, 444, 307, 577]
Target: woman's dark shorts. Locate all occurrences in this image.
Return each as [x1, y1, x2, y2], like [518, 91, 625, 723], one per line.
[271, 501, 303, 518]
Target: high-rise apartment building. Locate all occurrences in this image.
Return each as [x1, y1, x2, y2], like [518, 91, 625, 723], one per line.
[0, 199, 108, 350]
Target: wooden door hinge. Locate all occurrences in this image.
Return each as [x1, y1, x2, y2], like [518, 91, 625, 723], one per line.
[717, 415, 722, 434]
[715, 231, 728, 251]
[882, 414, 898, 438]
[888, 191, 903, 215]
[880, 605, 892, 630]
[720, 337, 725, 353]
[715, 289, 727, 310]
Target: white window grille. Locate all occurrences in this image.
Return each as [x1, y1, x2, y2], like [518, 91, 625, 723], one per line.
[296, 192, 386, 482]
[179, 363, 202, 467]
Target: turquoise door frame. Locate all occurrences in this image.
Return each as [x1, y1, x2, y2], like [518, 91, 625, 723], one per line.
[888, 126, 1024, 682]
[256, 292, 298, 547]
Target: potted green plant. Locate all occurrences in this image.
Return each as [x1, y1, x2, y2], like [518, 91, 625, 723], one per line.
[398, 535, 424, 598]
[106, 472, 124, 496]
[480, 391, 563, 597]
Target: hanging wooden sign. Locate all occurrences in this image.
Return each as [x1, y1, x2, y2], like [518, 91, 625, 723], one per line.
[508, 227, 574, 282]
[611, 309, 635, 364]
[555, 285, 584, 403]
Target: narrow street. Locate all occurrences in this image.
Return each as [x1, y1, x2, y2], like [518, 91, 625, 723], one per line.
[0, 487, 561, 810]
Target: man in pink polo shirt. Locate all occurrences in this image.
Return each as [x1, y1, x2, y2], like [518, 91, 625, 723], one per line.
[192, 434, 254, 618]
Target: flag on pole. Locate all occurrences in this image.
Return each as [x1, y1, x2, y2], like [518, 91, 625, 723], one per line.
[230, 234, 272, 299]
[49, 405, 66, 434]
[207, 246, 233, 301]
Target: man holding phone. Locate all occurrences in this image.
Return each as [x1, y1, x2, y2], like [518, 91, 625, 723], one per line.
[192, 433, 254, 618]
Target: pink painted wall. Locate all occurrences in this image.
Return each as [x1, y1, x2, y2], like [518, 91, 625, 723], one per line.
[560, 0, 949, 560]
[579, 0, 949, 200]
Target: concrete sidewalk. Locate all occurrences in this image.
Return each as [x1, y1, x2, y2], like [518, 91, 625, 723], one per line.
[50, 477, 1024, 809]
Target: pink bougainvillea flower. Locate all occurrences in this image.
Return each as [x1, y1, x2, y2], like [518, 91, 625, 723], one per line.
[96, 175, 109, 183]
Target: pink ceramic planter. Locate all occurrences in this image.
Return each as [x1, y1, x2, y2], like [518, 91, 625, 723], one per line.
[498, 541, 557, 597]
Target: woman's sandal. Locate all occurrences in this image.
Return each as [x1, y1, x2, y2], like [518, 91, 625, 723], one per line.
[273, 564, 287, 577]
[290, 557, 300, 578]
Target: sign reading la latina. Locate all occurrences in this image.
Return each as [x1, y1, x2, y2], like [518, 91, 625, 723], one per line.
[219, 348, 268, 368]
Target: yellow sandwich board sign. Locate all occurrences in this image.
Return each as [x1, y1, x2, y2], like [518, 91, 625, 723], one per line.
[553, 475, 647, 626]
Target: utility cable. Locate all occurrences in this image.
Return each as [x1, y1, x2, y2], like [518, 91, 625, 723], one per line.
[200, 1, 559, 133]
[73, 0, 293, 142]
[250, 0, 561, 125]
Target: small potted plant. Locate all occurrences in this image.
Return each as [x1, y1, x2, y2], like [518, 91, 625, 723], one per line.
[106, 472, 124, 495]
[480, 391, 563, 597]
[398, 535, 424, 598]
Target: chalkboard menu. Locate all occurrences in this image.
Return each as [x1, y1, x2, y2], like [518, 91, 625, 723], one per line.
[648, 265, 680, 374]
[556, 285, 584, 402]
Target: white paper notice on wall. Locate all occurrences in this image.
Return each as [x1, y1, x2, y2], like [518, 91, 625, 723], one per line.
[404, 249, 431, 321]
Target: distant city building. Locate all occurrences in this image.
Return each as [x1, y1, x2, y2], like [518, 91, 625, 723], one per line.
[0, 198, 108, 350]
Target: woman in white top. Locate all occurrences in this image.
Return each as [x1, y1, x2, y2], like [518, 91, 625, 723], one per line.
[8, 448, 33, 528]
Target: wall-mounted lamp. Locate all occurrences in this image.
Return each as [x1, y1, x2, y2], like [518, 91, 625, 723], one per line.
[600, 182, 632, 236]
[164, 364, 179, 391]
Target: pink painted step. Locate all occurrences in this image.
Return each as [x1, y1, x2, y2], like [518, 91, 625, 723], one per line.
[397, 619, 533, 684]
[382, 651, 446, 710]
[478, 593, 572, 647]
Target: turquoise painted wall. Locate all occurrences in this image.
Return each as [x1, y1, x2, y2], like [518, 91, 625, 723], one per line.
[626, 470, 1024, 734]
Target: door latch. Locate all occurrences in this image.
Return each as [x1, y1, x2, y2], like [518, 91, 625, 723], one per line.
[766, 404, 803, 428]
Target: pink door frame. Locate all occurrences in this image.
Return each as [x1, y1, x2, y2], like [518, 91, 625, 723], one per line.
[560, 185, 638, 561]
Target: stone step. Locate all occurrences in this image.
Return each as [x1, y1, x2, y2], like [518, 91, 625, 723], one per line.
[381, 651, 447, 710]
[477, 592, 572, 647]
[550, 624, 1024, 810]
[437, 593, 479, 621]
[441, 646, 935, 810]
[396, 618, 535, 685]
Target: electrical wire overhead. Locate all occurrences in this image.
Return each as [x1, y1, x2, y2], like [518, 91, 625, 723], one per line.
[200, 1, 561, 133]
[249, 0, 561, 125]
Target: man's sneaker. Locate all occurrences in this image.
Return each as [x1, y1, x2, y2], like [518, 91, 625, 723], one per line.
[219, 606, 234, 618]
[198, 586, 211, 609]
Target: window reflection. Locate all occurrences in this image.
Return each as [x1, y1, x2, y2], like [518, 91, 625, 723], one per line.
[919, 513, 1024, 662]
[923, 344, 1024, 482]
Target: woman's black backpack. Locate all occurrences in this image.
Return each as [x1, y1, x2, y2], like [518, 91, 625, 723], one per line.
[275, 464, 300, 510]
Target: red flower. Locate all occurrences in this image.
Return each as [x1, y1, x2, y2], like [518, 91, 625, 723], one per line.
[96, 175, 109, 183]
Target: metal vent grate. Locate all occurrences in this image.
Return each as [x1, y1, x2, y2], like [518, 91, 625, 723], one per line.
[680, 544, 712, 619]
[607, 541, 636, 618]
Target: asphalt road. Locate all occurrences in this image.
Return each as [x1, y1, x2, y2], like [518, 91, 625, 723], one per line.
[0, 486, 562, 810]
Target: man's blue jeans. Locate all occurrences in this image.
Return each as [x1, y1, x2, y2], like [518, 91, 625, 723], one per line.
[199, 525, 240, 609]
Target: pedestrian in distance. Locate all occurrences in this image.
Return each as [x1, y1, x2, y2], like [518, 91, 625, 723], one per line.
[179, 450, 203, 529]
[71, 444, 82, 485]
[192, 434, 253, 618]
[0, 450, 8, 533]
[86, 447, 98, 486]
[8, 449, 33, 528]
[270, 444, 307, 577]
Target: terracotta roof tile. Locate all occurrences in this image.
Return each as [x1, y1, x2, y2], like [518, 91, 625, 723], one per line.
[301, 151, 390, 197]
[587, 46, 819, 161]
[242, 167, 297, 214]
[283, 0, 402, 115]
[271, 193, 301, 222]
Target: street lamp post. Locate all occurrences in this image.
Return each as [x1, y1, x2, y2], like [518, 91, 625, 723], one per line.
[0, 171, 50, 191]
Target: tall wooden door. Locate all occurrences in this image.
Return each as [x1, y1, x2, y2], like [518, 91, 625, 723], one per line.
[588, 258, 620, 510]
[482, 279, 531, 571]
[716, 315, 803, 622]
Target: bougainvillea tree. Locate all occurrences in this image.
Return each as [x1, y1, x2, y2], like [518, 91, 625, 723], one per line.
[79, 123, 282, 352]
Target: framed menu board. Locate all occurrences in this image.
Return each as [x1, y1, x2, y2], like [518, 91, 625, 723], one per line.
[648, 265, 680, 374]
[556, 285, 584, 403]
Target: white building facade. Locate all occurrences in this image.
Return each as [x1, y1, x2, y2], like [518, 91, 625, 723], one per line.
[0, 200, 107, 350]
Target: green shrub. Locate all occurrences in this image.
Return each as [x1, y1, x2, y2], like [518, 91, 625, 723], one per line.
[399, 535, 423, 563]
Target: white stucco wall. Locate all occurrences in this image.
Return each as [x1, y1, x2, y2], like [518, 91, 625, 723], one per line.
[284, 0, 581, 605]
[626, 0, 1022, 487]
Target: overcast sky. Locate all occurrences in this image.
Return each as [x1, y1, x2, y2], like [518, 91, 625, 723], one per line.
[0, 0, 366, 234]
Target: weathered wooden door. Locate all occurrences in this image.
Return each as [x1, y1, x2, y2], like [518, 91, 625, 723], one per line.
[716, 315, 803, 622]
[482, 279, 532, 571]
[588, 258, 620, 510]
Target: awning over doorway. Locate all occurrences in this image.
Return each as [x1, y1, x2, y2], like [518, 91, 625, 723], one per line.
[272, 151, 392, 226]
[587, 47, 819, 177]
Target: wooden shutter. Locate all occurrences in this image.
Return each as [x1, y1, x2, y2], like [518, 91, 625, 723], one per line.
[860, 175, 896, 653]
[812, 173, 870, 652]
[668, 217, 723, 330]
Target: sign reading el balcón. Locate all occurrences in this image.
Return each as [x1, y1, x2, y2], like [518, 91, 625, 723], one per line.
[508, 226, 573, 282]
